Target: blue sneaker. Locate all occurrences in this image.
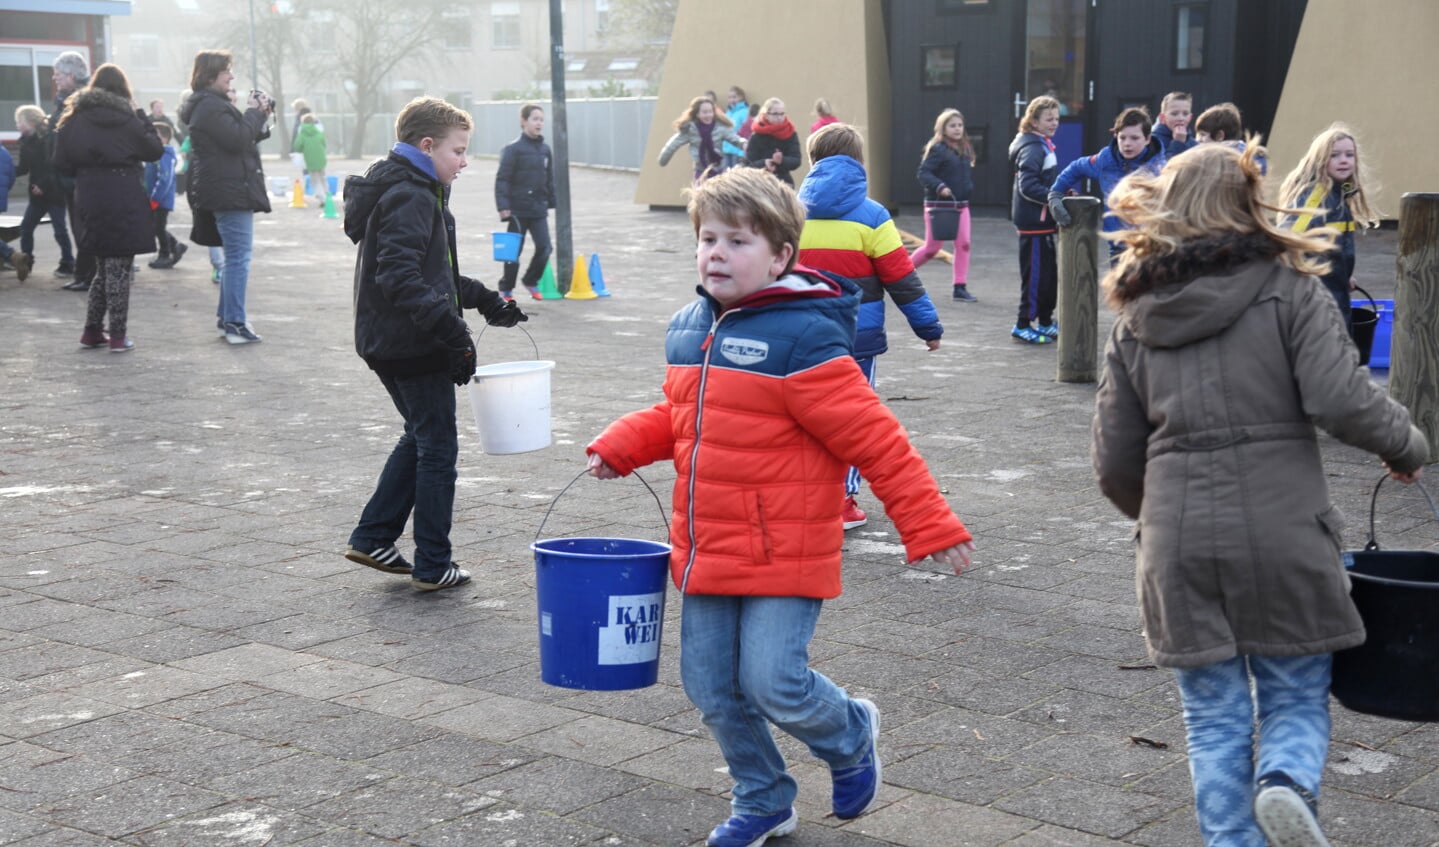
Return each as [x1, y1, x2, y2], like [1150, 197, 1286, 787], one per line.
[831, 698, 881, 819]
[706, 808, 797, 847]
[1011, 325, 1053, 344]
[1254, 772, 1331, 847]
[1036, 322, 1059, 340]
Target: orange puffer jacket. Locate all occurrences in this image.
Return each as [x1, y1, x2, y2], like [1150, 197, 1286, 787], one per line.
[588, 271, 971, 598]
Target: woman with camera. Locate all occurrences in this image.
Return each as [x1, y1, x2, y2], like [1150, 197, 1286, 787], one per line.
[179, 49, 273, 345]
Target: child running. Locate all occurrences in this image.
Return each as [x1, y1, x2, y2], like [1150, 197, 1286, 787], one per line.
[911, 108, 977, 301]
[1007, 95, 1061, 344]
[586, 166, 974, 847]
[1277, 123, 1380, 336]
[658, 95, 746, 184]
[797, 122, 943, 531]
[1093, 141, 1427, 847]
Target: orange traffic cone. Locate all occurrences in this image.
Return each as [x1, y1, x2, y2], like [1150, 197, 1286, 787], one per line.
[565, 253, 599, 300]
[289, 178, 307, 209]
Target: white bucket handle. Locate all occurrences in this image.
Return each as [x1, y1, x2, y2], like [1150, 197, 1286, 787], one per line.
[475, 322, 539, 361]
[536, 468, 670, 544]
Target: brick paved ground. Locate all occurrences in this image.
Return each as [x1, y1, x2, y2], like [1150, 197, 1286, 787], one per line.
[1, 159, 1435, 846]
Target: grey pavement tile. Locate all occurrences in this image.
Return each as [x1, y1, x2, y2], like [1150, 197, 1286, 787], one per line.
[124, 801, 329, 846]
[22, 655, 156, 692]
[1010, 688, 1175, 736]
[375, 640, 532, 685]
[27, 573, 167, 605]
[1322, 788, 1439, 847]
[169, 643, 324, 681]
[1004, 823, 1134, 846]
[363, 734, 539, 786]
[1035, 623, 1149, 663]
[29, 611, 171, 649]
[26, 710, 219, 760]
[0, 806, 53, 842]
[279, 705, 443, 760]
[921, 638, 1067, 680]
[301, 630, 429, 667]
[615, 736, 733, 794]
[469, 756, 652, 816]
[814, 648, 955, 694]
[0, 747, 140, 813]
[206, 752, 389, 812]
[569, 781, 731, 845]
[35, 774, 227, 839]
[884, 745, 1050, 805]
[253, 657, 407, 700]
[1002, 732, 1180, 788]
[844, 791, 1037, 846]
[0, 599, 102, 633]
[0, 630, 44, 655]
[1021, 654, 1171, 700]
[516, 713, 685, 767]
[65, 665, 230, 709]
[255, 551, 356, 580]
[560, 682, 698, 725]
[1126, 812, 1206, 847]
[114, 735, 298, 788]
[101, 625, 247, 664]
[910, 666, 1060, 717]
[1325, 739, 1439, 802]
[329, 675, 493, 719]
[8, 825, 123, 846]
[218, 614, 372, 652]
[302, 779, 498, 839]
[1394, 771, 1439, 813]
[2, 692, 124, 739]
[991, 776, 1180, 839]
[419, 693, 586, 743]
[405, 803, 619, 847]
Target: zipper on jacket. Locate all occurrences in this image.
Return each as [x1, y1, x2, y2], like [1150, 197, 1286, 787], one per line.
[679, 311, 727, 592]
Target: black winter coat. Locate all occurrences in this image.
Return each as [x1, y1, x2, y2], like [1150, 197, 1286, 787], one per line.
[917, 141, 974, 203]
[52, 89, 163, 257]
[344, 153, 508, 375]
[1008, 131, 1058, 234]
[494, 133, 555, 219]
[179, 88, 272, 213]
[16, 127, 60, 205]
[744, 127, 802, 187]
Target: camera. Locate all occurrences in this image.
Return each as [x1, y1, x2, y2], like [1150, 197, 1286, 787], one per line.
[250, 89, 275, 113]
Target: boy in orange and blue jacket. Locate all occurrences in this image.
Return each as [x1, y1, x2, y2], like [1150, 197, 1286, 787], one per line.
[586, 167, 973, 847]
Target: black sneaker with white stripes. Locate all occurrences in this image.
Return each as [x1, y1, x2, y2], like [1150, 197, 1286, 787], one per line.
[412, 564, 472, 592]
[344, 545, 413, 574]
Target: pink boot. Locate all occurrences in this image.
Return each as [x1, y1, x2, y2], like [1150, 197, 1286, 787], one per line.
[80, 327, 108, 349]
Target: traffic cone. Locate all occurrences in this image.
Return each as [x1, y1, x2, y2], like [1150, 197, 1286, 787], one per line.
[289, 178, 307, 208]
[320, 193, 339, 219]
[536, 261, 561, 300]
[588, 253, 611, 297]
[565, 253, 599, 300]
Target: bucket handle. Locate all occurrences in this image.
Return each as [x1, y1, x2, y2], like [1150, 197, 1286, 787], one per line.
[1352, 284, 1377, 313]
[535, 467, 670, 544]
[474, 322, 540, 361]
[1364, 474, 1439, 551]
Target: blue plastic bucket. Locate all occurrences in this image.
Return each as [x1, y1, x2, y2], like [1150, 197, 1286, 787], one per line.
[532, 537, 672, 690]
[1368, 299, 1395, 369]
[493, 231, 522, 262]
[327, 174, 339, 195]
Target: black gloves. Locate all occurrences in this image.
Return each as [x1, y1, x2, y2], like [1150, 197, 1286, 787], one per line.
[484, 299, 529, 328]
[447, 341, 477, 386]
[1047, 193, 1073, 227]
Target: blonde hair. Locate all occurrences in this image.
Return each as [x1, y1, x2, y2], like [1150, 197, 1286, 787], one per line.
[1277, 123, 1380, 228]
[686, 167, 805, 276]
[1159, 91, 1192, 112]
[760, 97, 785, 122]
[672, 95, 730, 130]
[1103, 140, 1337, 308]
[14, 104, 45, 132]
[807, 123, 863, 165]
[394, 96, 472, 146]
[814, 97, 833, 118]
[921, 108, 975, 164]
[1019, 96, 1061, 133]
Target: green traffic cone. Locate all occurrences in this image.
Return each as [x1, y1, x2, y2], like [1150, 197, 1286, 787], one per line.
[320, 193, 339, 219]
[537, 261, 561, 300]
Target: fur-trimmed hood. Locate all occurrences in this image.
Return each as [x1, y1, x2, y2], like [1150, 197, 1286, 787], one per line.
[58, 88, 137, 130]
[1113, 233, 1285, 349]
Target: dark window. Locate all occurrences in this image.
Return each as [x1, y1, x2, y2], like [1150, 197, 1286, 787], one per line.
[1174, 3, 1208, 71]
[921, 45, 958, 90]
[936, 0, 991, 12]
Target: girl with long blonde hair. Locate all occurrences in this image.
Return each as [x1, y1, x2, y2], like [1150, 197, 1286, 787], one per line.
[912, 108, 977, 300]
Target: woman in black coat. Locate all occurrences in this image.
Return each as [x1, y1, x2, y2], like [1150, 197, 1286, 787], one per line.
[179, 49, 273, 344]
[52, 63, 163, 353]
[743, 97, 803, 187]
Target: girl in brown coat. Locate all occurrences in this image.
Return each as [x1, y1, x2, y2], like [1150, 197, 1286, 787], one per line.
[1092, 142, 1426, 847]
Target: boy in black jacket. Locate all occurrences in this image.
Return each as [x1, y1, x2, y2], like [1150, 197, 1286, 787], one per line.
[343, 96, 527, 591]
[494, 103, 556, 300]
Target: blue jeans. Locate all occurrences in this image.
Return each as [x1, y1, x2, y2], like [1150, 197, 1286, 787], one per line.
[844, 356, 878, 496]
[214, 210, 254, 325]
[1174, 654, 1332, 847]
[349, 371, 458, 580]
[20, 200, 73, 265]
[680, 594, 873, 816]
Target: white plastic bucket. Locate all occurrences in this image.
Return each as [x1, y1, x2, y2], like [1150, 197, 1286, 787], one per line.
[467, 360, 555, 454]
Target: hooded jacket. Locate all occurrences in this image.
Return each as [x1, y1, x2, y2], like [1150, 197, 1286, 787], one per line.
[1150, 122, 1197, 159]
[144, 145, 178, 211]
[292, 121, 328, 172]
[1049, 136, 1166, 233]
[1008, 131, 1058, 234]
[588, 270, 970, 598]
[179, 87, 272, 213]
[344, 147, 507, 375]
[722, 100, 749, 157]
[52, 88, 163, 257]
[495, 132, 555, 219]
[798, 154, 942, 358]
[1092, 234, 1428, 668]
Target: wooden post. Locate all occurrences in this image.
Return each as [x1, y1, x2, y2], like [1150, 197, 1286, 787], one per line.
[1056, 196, 1102, 383]
[1390, 192, 1439, 463]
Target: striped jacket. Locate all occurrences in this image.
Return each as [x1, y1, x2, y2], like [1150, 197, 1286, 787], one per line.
[587, 272, 970, 598]
[797, 155, 942, 358]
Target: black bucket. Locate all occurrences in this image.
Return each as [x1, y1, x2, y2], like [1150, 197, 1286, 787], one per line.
[1332, 477, 1439, 721]
[925, 201, 962, 241]
[1350, 285, 1379, 366]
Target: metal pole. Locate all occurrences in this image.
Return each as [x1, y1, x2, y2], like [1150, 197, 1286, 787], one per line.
[248, 0, 259, 89]
[549, 0, 574, 293]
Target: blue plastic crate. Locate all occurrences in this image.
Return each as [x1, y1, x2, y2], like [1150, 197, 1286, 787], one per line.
[1369, 299, 1394, 369]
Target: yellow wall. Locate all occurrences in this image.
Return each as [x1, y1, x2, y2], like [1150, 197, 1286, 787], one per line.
[1269, 0, 1439, 217]
[635, 0, 891, 207]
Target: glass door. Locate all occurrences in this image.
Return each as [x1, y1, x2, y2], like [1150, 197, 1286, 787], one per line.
[1014, 0, 1088, 167]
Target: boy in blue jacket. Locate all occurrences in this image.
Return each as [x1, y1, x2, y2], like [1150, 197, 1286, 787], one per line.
[1151, 92, 1197, 158]
[494, 103, 555, 300]
[343, 97, 527, 591]
[1047, 107, 1165, 249]
[145, 123, 187, 269]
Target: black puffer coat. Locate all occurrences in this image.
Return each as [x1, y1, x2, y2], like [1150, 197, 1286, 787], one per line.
[494, 133, 555, 219]
[16, 126, 61, 205]
[52, 89, 163, 257]
[179, 88, 271, 213]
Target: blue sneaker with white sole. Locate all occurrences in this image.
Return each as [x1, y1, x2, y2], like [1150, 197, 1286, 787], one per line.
[706, 808, 797, 847]
[831, 698, 882, 819]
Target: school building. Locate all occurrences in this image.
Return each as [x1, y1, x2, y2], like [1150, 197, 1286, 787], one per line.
[637, 0, 1437, 219]
[0, 0, 130, 146]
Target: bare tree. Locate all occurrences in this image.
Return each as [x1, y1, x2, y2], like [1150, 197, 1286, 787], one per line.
[212, 4, 306, 158]
[310, 0, 449, 157]
[608, 0, 677, 48]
